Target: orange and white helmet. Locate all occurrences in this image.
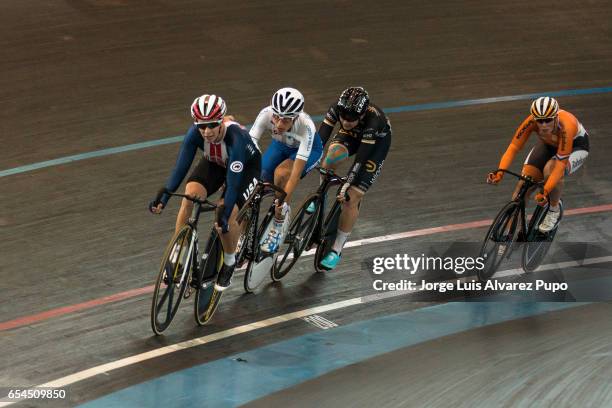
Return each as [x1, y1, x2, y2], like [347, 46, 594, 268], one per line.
[530, 97, 559, 120]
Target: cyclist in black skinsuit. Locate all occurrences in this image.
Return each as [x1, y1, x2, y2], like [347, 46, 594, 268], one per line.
[317, 87, 392, 270]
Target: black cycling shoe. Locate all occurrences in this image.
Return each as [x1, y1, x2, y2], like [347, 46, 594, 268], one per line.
[214, 263, 236, 292]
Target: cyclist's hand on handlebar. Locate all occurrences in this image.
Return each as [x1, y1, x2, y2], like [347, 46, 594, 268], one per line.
[149, 201, 164, 214]
[535, 193, 548, 206]
[148, 188, 167, 214]
[337, 182, 351, 203]
[487, 171, 503, 185]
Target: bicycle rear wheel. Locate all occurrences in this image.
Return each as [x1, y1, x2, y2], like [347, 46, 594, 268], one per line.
[478, 202, 521, 282]
[272, 194, 320, 281]
[314, 200, 342, 273]
[522, 203, 563, 272]
[194, 230, 225, 326]
[151, 224, 195, 335]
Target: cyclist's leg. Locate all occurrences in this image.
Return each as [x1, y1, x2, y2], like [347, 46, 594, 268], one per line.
[335, 159, 383, 249]
[321, 133, 355, 194]
[302, 134, 323, 177]
[515, 141, 552, 203]
[274, 137, 321, 204]
[322, 135, 390, 269]
[261, 140, 287, 183]
[543, 158, 563, 207]
[215, 161, 260, 290]
[545, 147, 590, 206]
[174, 159, 222, 233]
[322, 142, 350, 171]
[335, 185, 365, 245]
[221, 163, 261, 255]
[215, 200, 240, 252]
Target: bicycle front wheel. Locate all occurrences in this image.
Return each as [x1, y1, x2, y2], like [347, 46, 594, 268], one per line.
[194, 230, 225, 326]
[477, 202, 521, 282]
[151, 224, 195, 335]
[522, 203, 563, 273]
[272, 194, 320, 281]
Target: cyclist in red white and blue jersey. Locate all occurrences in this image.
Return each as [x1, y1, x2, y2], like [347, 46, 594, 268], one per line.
[149, 94, 261, 291]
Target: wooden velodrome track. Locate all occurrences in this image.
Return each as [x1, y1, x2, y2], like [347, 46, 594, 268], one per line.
[2, 0, 612, 406]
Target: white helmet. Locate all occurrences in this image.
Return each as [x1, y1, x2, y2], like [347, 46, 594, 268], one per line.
[271, 87, 304, 118]
[530, 96, 559, 120]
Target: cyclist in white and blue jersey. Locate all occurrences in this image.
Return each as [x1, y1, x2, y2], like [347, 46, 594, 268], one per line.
[249, 88, 323, 253]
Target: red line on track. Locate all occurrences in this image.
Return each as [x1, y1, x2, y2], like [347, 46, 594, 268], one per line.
[0, 285, 154, 331]
[2, 203, 611, 332]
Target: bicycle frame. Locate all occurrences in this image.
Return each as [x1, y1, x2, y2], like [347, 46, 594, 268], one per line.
[497, 169, 547, 240]
[237, 180, 287, 248]
[163, 191, 218, 285]
[310, 167, 347, 244]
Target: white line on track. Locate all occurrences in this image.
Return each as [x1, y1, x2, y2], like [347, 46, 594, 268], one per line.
[2, 255, 611, 407]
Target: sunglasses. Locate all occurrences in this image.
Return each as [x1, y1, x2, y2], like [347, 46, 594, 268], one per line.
[338, 108, 360, 122]
[272, 114, 295, 122]
[196, 121, 221, 129]
[535, 118, 554, 124]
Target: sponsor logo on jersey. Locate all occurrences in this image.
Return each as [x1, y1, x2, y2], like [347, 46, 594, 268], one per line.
[365, 160, 377, 172]
[516, 121, 532, 140]
[567, 156, 585, 174]
[242, 177, 258, 201]
[230, 161, 244, 173]
[371, 159, 384, 183]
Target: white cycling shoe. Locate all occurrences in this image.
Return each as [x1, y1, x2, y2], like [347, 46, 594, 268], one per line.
[539, 209, 560, 233]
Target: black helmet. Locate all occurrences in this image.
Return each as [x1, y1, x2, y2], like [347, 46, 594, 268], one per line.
[337, 87, 369, 120]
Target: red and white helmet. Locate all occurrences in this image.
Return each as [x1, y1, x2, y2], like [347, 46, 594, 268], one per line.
[190, 94, 227, 123]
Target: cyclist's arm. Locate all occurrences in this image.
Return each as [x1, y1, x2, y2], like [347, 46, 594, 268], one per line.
[544, 116, 576, 194]
[346, 120, 385, 187]
[248, 107, 269, 150]
[221, 130, 248, 229]
[284, 121, 316, 202]
[498, 116, 534, 170]
[317, 105, 339, 146]
[284, 159, 306, 204]
[162, 126, 203, 205]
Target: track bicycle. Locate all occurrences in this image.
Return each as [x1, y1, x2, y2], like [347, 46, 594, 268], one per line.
[150, 180, 286, 334]
[272, 167, 348, 280]
[235, 180, 287, 293]
[150, 191, 223, 334]
[478, 169, 563, 281]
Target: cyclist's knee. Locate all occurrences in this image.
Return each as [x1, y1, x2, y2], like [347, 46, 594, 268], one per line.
[542, 159, 556, 178]
[324, 144, 348, 168]
[344, 187, 364, 209]
[521, 164, 543, 182]
[274, 160, 292, 186]
[185, 182, 207, 199]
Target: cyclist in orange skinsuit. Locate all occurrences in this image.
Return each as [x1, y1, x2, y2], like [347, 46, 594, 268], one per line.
[487, 97, 590, 232]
